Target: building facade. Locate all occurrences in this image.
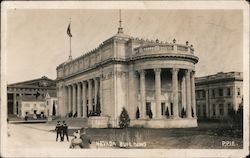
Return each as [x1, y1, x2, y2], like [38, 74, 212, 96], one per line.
[56, 26, 199, 128]
[20, 96, 46, 118]
[7, 76, 56, 117]
[195, 72, 243, 119]
[45, 91, 58, 117]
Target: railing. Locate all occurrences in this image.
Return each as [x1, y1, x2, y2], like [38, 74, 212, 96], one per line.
[134, 44, 194, 55]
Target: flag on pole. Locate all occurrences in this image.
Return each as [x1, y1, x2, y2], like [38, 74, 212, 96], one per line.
[67, 24, 72, 37]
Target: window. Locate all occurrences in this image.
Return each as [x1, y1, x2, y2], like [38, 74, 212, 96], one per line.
[213, 104, 216, 116]
[227, 88, 231, 96]
[170, 103, 173, 115]
[197, 105, 200, 116]
[202, 91, 205, 98]
[34, 104, 37, 107]
[219, 104, 224, 116]
[237, 88, 241, 96]
[161, 103, 165, 116]
[219, 88, 223, 97]
[212, 89, 215, 98]
[228, 103, 233, 114]
[46, 101, 49, 105]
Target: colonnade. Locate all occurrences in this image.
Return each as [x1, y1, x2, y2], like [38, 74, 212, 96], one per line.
[65, 77, 100, 118]
[138, 68, 196, 119]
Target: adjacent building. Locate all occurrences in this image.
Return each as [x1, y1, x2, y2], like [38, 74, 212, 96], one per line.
[195, 72, 243, 119]
[20, 95, 46, 118]
[56, 22, 199, 128]
[7, 76, 57, 118]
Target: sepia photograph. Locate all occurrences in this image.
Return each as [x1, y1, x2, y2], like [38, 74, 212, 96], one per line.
[1, 1, 249, 157]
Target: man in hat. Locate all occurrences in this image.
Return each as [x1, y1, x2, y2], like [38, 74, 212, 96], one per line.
[55, 120, 62, 141]
[62, 120, 69, 142]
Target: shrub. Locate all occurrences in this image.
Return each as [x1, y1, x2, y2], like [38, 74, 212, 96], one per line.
[165, 107, 170, 118]
[181, 107, 186, 118]
[119, 107, 130, 128]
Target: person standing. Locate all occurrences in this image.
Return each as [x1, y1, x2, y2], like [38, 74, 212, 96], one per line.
[55, 121, 62, 141]
[80, 128, 91, 148]
[62, 121, 69, 142]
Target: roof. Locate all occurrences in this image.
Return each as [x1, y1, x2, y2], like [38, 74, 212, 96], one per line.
[8, 76, 56, 89]
[195, 72, 243, 85]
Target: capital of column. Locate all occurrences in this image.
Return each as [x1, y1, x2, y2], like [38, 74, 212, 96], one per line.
[87, 79, 92, 84]
[171, 68, 179, 74]
[191, 70, 195, 76]
[185, 69, 192, 74]
[154, 68, 161, 74]
[138, 69, 145, 75]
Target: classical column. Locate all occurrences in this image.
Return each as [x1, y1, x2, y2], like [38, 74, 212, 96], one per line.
[139, 70, 146, 119]
[77, 82, 81, 118]
[72, 84, 76, 116]
[13, 93, 17, 115]
[172, 68, 179, 118]
[186, 69, 192, 118]
[191, 71, 197, 118]
[205, 89, 209, 118]
[128, 64, 138, 119]
[63, 85, 68, 117]
[99, 75, 103, 116]
[181, 75, 186, 115]
[18, 93, 22, 116]
[94, 78, 98, 111]
[68, 85, 72, 114]
[154, 68, 161, 118]
[88, 79, 93, 112]
[82, 81, 87, 118]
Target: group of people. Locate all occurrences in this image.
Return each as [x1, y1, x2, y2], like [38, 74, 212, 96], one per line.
[55, 120, 91, 149]
[55, 120, 69, 142]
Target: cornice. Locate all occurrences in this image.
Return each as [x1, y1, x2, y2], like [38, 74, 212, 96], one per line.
[57, 54, 198, 82]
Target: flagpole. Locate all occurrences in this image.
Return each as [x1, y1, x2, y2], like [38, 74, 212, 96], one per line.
[69, 17, 72, 60]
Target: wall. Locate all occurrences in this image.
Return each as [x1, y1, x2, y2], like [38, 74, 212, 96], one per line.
[21, 101, 46, 118]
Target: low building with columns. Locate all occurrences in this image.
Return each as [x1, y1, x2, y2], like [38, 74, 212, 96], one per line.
[195, 72, 243, 119]
[7, 76, 56, 118]
[56, 25, 199, 128]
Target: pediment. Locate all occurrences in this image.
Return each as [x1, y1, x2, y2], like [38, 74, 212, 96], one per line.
[8, 76, 56, 88]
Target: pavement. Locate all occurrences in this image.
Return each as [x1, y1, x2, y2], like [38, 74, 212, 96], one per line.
[6, 123, 74, 149]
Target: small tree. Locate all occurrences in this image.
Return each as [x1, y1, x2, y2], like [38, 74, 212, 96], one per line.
[181, 107, 186, 118]
[165, 107, 170, 118]
[119, 107, 130, 128]
[136, 107, 140, 119]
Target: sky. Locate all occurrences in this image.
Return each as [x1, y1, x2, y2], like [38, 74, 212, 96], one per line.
[6, 9, 243, 84]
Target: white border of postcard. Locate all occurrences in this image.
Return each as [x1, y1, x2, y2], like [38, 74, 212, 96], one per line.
[1, 1, 249, 158]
